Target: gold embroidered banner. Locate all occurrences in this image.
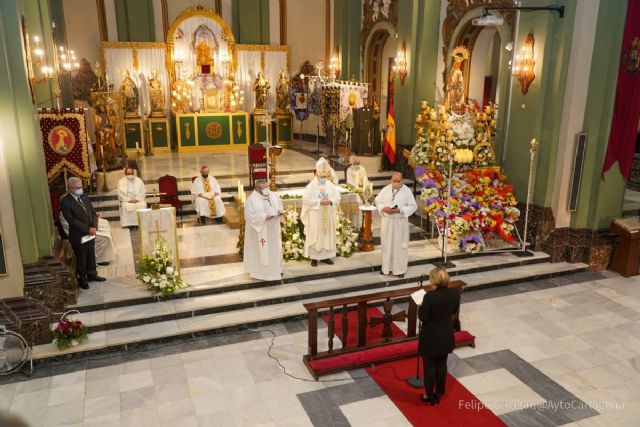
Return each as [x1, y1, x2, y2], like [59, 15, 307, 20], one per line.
[38, 108, 90, 182]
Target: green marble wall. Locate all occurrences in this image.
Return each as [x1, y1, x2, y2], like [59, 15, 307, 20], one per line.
[232, 0, 270, 44]
[0, 0, 54, 264]
[571, 0, 627, 230]
[115, 0, 155, 42]
[333, 0, 361, 80]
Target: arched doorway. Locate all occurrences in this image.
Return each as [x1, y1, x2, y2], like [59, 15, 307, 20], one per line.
[364, 21, 395, 130]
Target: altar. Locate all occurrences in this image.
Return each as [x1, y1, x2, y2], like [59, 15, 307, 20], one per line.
[176, 112, 249, 151]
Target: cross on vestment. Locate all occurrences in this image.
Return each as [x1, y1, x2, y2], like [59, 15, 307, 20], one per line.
[260, 238, 267, 247]
[150, 220, 167, 242]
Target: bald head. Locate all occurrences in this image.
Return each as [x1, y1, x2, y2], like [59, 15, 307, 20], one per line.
[391, 172, 403, 189]
[200, 166, 209, 178]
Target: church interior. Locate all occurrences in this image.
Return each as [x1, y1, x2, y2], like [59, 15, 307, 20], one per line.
[1, 0, 640, 426]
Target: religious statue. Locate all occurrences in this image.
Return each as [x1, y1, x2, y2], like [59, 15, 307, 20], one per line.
[91, 61, 107, 93]
[148, 69, 165, 117]
[196, 40, 213, 75]
[120, 69, 140, 117]
[253, 71, 270, 112]
[446, 47, 469, 112]
[94, 103, 118, 168]
[275, 69, 290, 113]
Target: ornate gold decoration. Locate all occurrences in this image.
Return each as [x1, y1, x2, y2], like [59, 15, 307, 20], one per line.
[236, 121, 243, 140]
[48, 125, 76, 155]
[236, 44, 290, 72]
[513, 33, 535, 94]
[90, 91, 126, 169]
[165, 5, 237, 87]
[132, 48, 139, 72]
[260, 52, 266, 72]
[39, 111, 90, 180]
[205, 122, 223, 139]
[184, 122, 191, 140]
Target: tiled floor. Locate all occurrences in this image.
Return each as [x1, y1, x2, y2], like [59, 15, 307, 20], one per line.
[2, 271, 640, 426]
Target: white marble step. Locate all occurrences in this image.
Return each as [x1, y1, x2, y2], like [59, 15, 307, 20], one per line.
[69, 251, 553, 330]
[73, 238, 509, 309]
[32, 260, 588, 360]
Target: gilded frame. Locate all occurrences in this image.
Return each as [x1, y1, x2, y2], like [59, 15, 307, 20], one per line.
[165, 6, 237, 88]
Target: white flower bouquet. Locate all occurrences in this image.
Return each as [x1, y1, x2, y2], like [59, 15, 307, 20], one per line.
[335, 210, 359, 258]
[281, 207, 307, 261]
[137, 237, 187, 296]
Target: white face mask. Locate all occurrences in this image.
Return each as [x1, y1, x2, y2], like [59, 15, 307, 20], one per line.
[318, 178, 327, 185]
[353, 165, 360, 170]
[126, 175, 134, 181]
[261, 188, 270, 196]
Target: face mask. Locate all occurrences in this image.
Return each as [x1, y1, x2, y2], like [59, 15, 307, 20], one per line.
[261, 189, 270, 196]
[74, 188, 84, 197]
[392, 183, 402, 190]
[126, 175, 134, 180]
[202, 174, 208, 179]
[353, 165, 360, 170]
[318, 178, 327, 185]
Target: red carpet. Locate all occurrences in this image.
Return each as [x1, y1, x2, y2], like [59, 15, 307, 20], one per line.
[366, 358, 506, 427]
[318, 307, 504, 426]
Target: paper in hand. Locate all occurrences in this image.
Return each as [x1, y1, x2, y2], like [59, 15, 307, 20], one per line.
[81, 235, 96, 244]
[411, 288, 426, 306]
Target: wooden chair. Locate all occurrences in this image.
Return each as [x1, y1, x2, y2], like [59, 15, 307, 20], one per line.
[248, 144, 267, 187]
[158, 175, 184, 221]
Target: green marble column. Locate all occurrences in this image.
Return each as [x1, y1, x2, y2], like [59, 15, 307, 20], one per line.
[115, 0, 156, 42]
[0, 0, 54, 264]
[232, 0, 270, 44]
[333, 0, 360, 80]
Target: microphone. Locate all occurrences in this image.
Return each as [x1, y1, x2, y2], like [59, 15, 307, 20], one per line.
[419, 274, 425, 289]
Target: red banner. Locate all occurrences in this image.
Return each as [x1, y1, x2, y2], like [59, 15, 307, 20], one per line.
[384, 76, 396, 165]
[38, 108, 90, 182]
[602, 1, 640, 179]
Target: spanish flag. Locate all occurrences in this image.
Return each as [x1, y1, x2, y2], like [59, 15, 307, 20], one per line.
[384, 78, 396, 165]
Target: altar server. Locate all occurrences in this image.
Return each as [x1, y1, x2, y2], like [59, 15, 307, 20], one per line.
[375, 172, 417, 277]
[117, 167, 147, 227]
[346, 156, 369, 190]
[315, 157, 340, 185]
[243, 180, 284, 280]
[301, 162, 341, 266]
[191, 165, 226, 224]
[60, 213, 115, 266]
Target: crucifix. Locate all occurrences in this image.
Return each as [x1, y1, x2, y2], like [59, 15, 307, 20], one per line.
[259, 238, 267, 247]
[149, 220, 166, 242]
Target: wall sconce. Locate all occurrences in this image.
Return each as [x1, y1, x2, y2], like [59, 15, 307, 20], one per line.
[393, 41, 408, 85]
[329, 48, 340, 79]
[512, 33, 535, 94]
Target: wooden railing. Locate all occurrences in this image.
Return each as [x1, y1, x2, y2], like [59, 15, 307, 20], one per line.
[303, 280, 466, 377]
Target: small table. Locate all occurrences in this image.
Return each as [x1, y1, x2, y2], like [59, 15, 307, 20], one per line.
[359, 205, 376, 252]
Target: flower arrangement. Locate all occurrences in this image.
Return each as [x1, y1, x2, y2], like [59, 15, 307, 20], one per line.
[281, 207, 307, 260]
[336, 210, 359, 258]
[417, 167, 520, 249]
[53, 317, 88, 350]
[138, 237, 187, 296]
[412, 100, 498, 170]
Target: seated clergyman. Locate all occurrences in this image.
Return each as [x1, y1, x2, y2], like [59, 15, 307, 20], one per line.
[191, 165, 226, 224]
[346, 156, 369, 190]
[117, 167, 147, 227]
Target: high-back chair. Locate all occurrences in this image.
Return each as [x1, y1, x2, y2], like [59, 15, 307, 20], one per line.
[248, 144, 267, 187]
[158, 175, 184, 221]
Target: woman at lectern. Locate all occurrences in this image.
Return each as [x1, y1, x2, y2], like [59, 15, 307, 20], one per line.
[418, 267, 461, 405]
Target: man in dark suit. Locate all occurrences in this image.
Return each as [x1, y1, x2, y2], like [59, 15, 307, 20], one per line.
[60, 177, 106, 289]
[418, 267, 461, 405]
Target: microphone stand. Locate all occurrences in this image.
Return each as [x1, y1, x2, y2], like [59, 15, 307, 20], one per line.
[408, 274, 426, 388]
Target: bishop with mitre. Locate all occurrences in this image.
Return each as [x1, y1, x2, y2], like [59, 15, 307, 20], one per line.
[375, 172, 417, 277]
[243, 180, 284, 280]
[117, 167, 147, 227]
[301, 162, 341, 266]
[191, 165, 226, 224]
[315, 157, 340, 185]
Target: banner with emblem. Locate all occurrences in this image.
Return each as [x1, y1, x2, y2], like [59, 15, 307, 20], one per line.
[289, 85, 308, 121]
[38, 108, 91, 182]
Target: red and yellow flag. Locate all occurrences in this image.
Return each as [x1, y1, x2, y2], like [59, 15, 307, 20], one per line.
[384, 78, 396, 164]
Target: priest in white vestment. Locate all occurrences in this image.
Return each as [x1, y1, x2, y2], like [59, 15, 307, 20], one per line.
[191, 165, 226, 224]
[301, 162, 341, 266]
[60, 213, 115, 266]
[375, 172, 417, 277]
[243, 180, 284, 280]
[315, 157, 340, 185]
[346, 156, 369, 190]
[117, 168, 147, 227]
